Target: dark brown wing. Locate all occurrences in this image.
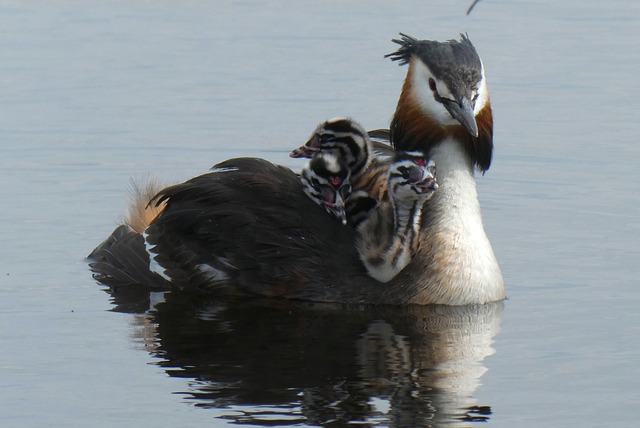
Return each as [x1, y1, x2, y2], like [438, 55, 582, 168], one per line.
[144, 157, 368, 298]
[88, 224, 169, 289]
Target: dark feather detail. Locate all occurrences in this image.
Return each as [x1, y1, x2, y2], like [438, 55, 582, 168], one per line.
[346, 193, 378, 228]
[384, 33, 419, 65]
[88, 225, 169, 289]
[367, 129, 396, 158]
[386, 34, 479, 72]
[367, 128, 391, 142]
[473, 104, 494, 172]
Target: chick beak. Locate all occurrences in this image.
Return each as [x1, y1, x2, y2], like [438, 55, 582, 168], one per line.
[289, 133, 321, 158]
[289, 145, 317, 158]
[414, 176, 438, 194]
[325, 200, 348, 226]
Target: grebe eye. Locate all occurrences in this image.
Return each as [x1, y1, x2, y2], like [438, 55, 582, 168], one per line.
[428, 78, 437, 92]
[414, 158, 426, 167]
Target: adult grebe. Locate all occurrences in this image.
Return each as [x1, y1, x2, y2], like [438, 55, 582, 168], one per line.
[89, 34, 505, 305]
[382, 33, 504, 304]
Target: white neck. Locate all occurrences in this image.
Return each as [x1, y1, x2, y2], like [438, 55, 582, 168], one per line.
[415, 137, 504, 305]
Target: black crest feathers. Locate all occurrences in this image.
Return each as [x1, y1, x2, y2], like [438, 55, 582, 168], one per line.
[384, 33, 478, 70]
[384, 33, 419, 65]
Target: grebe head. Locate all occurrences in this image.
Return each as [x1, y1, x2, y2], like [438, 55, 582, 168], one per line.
[300, 152, 352, 225]
[387, 34, 493, 172]
[290, 118, 372, 177]
[388, 152, 438, 203]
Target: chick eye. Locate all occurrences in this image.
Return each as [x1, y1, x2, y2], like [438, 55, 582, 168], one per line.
[319, 134, 334, 144]
[428, 78, 437, 92]
[400, 168, 410, 180]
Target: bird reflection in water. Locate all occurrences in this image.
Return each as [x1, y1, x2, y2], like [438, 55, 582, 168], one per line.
[110, 288, 502, 426]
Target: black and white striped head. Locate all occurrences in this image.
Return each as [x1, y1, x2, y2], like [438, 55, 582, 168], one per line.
[300, 152, 352, 225]
[388, 152, 438, 202]
[290, 118, 372, 177]
[386, 33, 489, 137]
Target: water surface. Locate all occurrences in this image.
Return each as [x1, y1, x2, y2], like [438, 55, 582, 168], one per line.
[1, 1, 639, 427]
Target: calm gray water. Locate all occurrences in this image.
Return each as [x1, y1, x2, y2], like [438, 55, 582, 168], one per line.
[1, 1, 639, 427]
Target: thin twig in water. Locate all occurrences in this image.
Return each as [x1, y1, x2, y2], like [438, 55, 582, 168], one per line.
[467, 0, 481, 15]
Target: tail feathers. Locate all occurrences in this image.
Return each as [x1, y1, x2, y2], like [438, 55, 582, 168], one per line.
[88, 225, 170, 290]
[124, 178, 167, 233]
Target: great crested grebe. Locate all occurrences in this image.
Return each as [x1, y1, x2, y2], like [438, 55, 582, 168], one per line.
[291, 118, 373, 179]
[352, 152, 437, 283]
[299, 151, 352, 226]
[89, 34, 505, 305]
[382, 33, 504, 304]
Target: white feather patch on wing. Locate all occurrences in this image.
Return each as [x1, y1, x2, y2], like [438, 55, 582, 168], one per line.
[142, 231, 171, 281]
[210, 166, 239, 173]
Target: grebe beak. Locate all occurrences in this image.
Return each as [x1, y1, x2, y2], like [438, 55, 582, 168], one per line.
[444, 96, 478, 137]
